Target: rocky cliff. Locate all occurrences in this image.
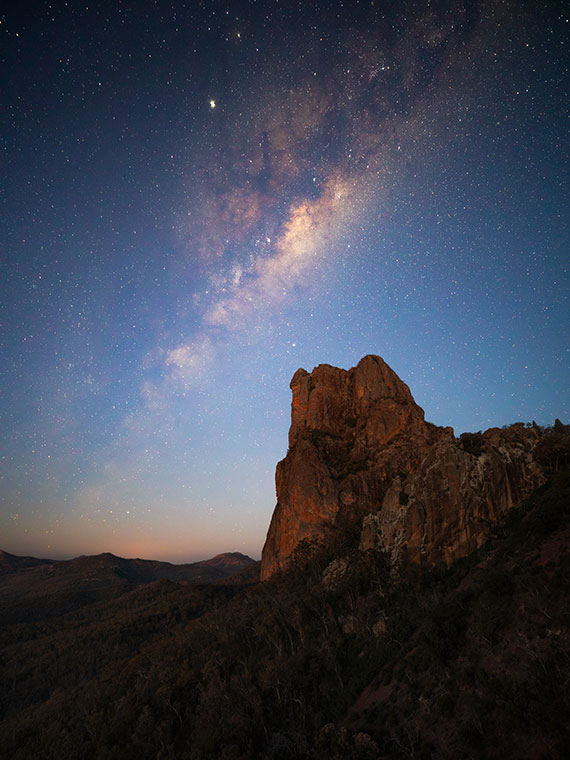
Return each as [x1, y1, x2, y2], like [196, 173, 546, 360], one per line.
[260, 355, 546, 579]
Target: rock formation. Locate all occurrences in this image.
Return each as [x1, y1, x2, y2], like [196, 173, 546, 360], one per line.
[260, 355, 546, 579]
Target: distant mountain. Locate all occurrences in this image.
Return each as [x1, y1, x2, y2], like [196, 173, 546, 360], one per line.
[0, 549, 258, 624]
[196, 551, 258, 569]
[0, 549, 54, 574]
[0, 549, 255, 580]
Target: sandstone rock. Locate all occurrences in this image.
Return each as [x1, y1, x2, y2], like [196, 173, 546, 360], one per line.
[375, 424, 545, 569]
[287, 355, 427, 450]
[260, 355, 547, 580]
[261, 356, 437, 579]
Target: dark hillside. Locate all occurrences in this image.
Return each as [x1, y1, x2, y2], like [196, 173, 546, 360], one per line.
[0, 580, 248, 726]
[0, 551, 256, 625]
[0, 550, 54, 575]
[1, 473, 569, 759]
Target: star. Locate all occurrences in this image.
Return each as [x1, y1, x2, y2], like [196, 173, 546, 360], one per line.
[209, 99, 216, 109]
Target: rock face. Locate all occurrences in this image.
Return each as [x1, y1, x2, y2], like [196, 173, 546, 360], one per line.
[260, 355, 546, 580]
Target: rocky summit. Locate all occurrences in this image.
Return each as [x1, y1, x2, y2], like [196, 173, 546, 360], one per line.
[261, 355, 546, 579]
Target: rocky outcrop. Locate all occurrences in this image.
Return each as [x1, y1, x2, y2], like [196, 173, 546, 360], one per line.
[362, 423, 545, 569]
[260, 355, 546, 580]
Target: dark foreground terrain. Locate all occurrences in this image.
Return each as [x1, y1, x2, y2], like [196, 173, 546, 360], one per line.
[1, 473, 569, 759]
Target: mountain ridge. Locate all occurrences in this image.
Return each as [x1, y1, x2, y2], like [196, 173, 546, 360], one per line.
[0, 549, 258, 625]
[0, 548, 255, 577]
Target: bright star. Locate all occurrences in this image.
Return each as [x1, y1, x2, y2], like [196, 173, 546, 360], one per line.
[209, 99, 216, 109]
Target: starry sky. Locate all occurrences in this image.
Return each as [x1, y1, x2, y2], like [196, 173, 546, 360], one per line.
[1, 0, 568, 563]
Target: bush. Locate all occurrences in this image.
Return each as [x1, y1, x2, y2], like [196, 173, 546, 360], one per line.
[535, 420, 570, 473]
[523, 470, 570, 535]
[459, 432, 484, 457]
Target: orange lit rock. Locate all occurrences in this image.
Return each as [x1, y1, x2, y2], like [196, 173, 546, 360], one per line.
[261, 355, 437, 579]
[260, 356, 546, 580]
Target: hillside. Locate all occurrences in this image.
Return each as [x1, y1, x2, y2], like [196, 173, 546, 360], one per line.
[0, 550, 54, 575]
[1, 471, 569, 759]
[0, 551, 257, 625]
[2, 356, 569, 758]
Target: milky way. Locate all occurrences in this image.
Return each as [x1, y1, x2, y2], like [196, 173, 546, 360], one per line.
[1, 0, 567, 561]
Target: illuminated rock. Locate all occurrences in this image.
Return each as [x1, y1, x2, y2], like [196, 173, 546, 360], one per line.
[261, 356, 546, 579]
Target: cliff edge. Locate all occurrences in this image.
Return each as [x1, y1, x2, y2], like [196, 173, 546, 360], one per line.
[261, 355, 546, 579]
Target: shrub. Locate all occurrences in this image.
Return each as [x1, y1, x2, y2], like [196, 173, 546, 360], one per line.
[459, 432, 484, 457]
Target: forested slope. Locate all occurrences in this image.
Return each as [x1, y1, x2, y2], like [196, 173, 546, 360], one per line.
[2, 472, 569, 759]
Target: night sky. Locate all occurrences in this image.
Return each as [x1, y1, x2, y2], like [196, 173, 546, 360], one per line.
[1, 0, 568, 563]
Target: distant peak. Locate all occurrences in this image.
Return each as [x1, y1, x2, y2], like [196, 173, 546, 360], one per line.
[200, 552, 256, 567]
[87, 552, 122, 562]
